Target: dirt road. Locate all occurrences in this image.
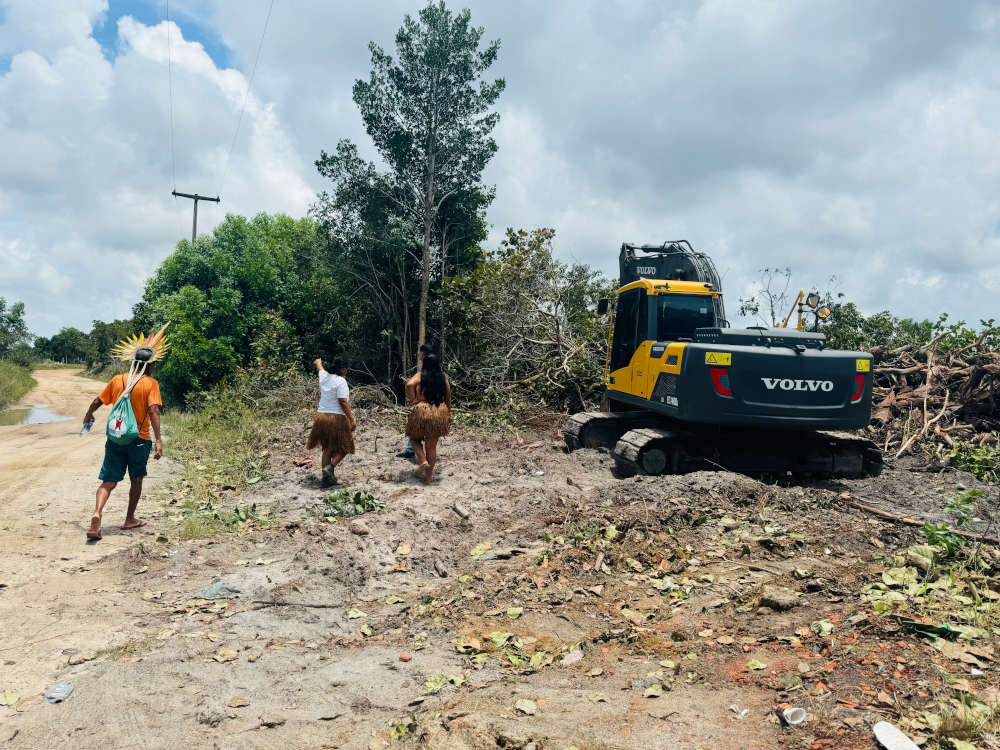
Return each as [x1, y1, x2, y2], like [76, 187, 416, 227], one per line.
[0, 370, 174, 715]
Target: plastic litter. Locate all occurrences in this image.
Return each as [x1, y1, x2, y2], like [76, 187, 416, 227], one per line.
[44, 682, 74, 703]
[873, 721, 920, 750]
[194, 581, 242, 600]
[900, 619, 961, 641]
[776, 704, 806, 725]
[80, 422, 92, 437]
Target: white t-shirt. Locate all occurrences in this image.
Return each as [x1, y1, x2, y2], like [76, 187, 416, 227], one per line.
[317, 370, 349, 415]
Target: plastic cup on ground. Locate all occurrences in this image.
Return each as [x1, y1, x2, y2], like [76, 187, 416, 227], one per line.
[776, 704, 806, 725]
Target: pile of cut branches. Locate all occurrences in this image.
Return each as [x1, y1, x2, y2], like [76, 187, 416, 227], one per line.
[867, 326, 1000, 460]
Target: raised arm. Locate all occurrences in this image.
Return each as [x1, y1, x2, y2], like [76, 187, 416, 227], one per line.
[405, 372, 421, 405]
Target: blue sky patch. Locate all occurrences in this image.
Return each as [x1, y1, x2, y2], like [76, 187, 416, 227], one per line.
[93, 0, 230, 68]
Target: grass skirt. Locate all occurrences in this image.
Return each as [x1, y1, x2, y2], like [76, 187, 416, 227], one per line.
[405, 402, 450, 441]
[307, 412, 355, 454]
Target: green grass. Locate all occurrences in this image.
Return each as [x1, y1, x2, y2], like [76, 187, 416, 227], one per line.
[160, 373, 312, 537]
[77, 363, 128, 382]
[176, 503, 269, 540]
[33, 360, 85, 370]
[0, 361, 37, 409]
[177, 514, 224, 540]
[164, 371, 315, 502]
[93, 637, 153, 662]
[166, 408, 278, 501]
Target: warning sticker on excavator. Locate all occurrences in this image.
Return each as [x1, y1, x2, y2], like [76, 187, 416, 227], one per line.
[705, 352, 731, 366]
[856, 359, 870, 372]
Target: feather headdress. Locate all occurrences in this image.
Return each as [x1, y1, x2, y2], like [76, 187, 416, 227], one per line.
[111, 323, 170, 396]
[111, 323, 171, 363]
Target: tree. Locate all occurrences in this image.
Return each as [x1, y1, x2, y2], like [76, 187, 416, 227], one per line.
[87, 319, 136, 368]
[43, 327, 92, 363]
[738, 267, 793, 326]
[133, 212, 338, 402]
[317, 2, 504, 349]
[443, 228, 614, 412]
[0, 297, 32, 357]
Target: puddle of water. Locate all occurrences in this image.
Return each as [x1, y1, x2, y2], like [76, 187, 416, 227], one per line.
[0, 404, 73, 426]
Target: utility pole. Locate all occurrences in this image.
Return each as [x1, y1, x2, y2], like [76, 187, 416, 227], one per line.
[172, 190, 220, 242]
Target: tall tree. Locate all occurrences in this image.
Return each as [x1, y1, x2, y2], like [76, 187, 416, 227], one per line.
[317, 1, 504, 348]
[0, 297, 32, 357]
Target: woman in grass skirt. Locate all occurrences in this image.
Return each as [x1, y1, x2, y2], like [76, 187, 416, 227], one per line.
[405, 353, 451, 484]
[308, 357, 356, 486]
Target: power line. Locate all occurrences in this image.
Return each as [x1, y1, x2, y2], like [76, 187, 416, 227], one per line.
[218, 0, 276, 197]
[165, 0, 177, 190]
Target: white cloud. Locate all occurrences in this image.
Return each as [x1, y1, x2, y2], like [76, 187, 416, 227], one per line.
[0, 2, 312, 335]
[0, 237, 71, 295]
[2, 0, 999, 337]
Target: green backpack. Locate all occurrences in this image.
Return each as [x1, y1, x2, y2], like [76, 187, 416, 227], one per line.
[106, 375, 143, 445]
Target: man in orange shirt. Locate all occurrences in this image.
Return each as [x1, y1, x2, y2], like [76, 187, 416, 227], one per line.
[82, 348, 163, 539]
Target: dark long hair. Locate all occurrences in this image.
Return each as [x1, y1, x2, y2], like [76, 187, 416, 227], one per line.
[420, 353, 447, 406]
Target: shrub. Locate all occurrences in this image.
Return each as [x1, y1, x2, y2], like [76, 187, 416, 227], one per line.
[0, 361, 36, 409]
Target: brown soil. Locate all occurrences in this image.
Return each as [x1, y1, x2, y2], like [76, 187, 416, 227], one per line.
[1, 371, 997, 749]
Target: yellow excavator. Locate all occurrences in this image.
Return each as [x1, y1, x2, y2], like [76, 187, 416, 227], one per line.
[564, 242, 881, 477]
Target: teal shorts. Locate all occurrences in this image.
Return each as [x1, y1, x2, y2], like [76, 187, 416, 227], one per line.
[99, 438, 153, 482]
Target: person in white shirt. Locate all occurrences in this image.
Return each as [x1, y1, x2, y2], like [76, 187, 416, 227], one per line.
[307, 357, 356, 486]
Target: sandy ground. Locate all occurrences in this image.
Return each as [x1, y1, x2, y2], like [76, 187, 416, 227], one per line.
[1, 372, 997, 749]
[0, 371, 179, 699]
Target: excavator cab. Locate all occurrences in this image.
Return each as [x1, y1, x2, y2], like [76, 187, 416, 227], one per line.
[607, 280, 720, 398]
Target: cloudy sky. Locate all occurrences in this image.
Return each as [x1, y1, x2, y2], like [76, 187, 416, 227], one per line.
[1, 0, 999, 337]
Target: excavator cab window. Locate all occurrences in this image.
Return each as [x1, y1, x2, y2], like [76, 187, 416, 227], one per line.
[655, 294, 715, 341]
[610, 289, 647, 370]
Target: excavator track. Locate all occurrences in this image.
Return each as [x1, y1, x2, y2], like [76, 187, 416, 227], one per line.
[563, 411, 653, 451]
[565, 413, 882, 479]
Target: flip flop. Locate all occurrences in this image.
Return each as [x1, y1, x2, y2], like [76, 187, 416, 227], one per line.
[122, 520, 148, 530]
[86, 529, 102, 541]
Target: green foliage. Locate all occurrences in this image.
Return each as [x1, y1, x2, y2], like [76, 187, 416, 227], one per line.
[30, 318, 136, 368]
[165, 377, 285, 500]
[136, 213, 331, 403]
[921, 523, 962, 559]
[0, 360, 36, 409]
[944, 489, 986, 526]
[5, 343, 34, 368]
[948, 441, 1000, 484]
[155, 318, 238, 404]
[315, 0, 504, 359]
[85, 319, 136, 368]
[177, 503, 267, 540]
[33, 326, 91, 364]
[922, 489, 987, 560]
[0, 297, 32, 358]
[819, 301, 998, 355]
[213, 503, 266, 531]
[247, 311, 304, 390]
[443, 227, 614, 413]
[320, 489, 384, 517]
[351, 2, 504, 197]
